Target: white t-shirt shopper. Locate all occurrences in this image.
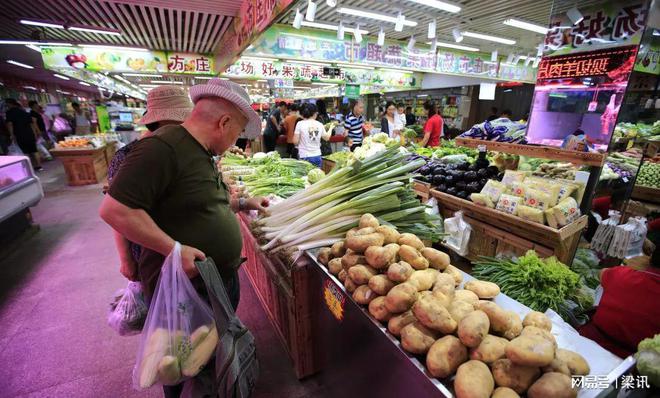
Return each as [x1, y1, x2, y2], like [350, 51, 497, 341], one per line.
[294, 118, 331, 160]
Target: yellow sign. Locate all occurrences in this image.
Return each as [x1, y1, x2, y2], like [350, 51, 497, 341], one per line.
[323, 279, 345, 321]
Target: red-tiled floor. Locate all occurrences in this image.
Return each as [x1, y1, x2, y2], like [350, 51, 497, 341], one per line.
[0, 159, 322, 398]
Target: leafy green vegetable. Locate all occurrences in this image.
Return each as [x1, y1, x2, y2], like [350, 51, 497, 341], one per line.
[635, 334, 660, 387]
[307, 168, 325, 184]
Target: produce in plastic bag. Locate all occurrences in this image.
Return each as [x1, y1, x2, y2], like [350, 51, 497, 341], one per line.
[108, 281, 148, 336]
[133, 243, 216, 389]
[551, 197, 581, 227]
[523, 188, 552, 210]
[500, 170, 528, 187]
[444, 211, 471, 256]
[480, 180, 507, 203]
[470, 193, 495, 208]
[517, 205, 545, 224]
[495, 194, 522, 215]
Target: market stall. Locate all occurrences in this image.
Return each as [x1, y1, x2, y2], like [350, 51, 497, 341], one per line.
[50, 138, 117, 186]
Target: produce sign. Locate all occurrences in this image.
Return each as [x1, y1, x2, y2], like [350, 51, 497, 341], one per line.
[316, 215, 593, 397]
[323, 280, 345, 321]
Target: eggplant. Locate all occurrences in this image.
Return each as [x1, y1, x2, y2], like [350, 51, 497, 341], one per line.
[467, 181, 481, 193]
[416, 176, 428, 183]
[464, 171, 478, 182]
[496, 172, 505, 181]
[477, 168, 489, 179]
[432, 166, 446, 175]
[438, 183, 448, 192]
[453, 170, 466, 180]
[487, 166, 500, 177]
[457, 191, 469, 200]
[432, 175, 444, 186]
[479, 178, 488, 186]
[445, 164, 457, 170]
[468, 164, 478, 172]
[475, 158, 490, 169]
[456, 162, 470, 171]
[419, 166, 431, 175]
[446, 187, 458, 196]
[445, 175, 456, 186]
[456, 181, 467, 191]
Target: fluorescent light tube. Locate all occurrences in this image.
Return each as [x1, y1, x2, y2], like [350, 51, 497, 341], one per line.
[79, 82, 91, 86]
[68, 25, 121, 36]
[0, 40, 71, 45]
[337, 7, 417, 26]
[54, 74, 70, 80]
[301, 21, 368, 34]
[150, 80, 184, 85]
[81, 44, 148, 51]
[503, 18, 548, 34]
[463, 31, 516, 45]
[25, 44, 41, 52]
[404, 0, 460, 12]
[20, 19, 64, 29]
[427, 41, 479, 51]
[7, 60, 33, 69]
[123, 73, 163, 77]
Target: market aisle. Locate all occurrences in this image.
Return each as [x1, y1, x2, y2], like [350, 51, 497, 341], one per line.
[0, 160, 323, 398]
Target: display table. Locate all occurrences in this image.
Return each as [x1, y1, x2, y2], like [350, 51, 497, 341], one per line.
[238, 213, 319, 379]
[51, 144, 116, 186]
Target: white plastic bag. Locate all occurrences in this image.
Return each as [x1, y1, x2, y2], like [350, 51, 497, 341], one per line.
[108, 281, 148, 336]
[444, 211, 471, 256]
[7, 142, 23, 155]
[37, 138, 53, 160]
[133, 243, 216, 390]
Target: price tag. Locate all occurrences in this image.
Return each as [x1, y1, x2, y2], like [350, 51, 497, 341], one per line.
[477, 144, 487, 152]
[622, 177, 629, 183]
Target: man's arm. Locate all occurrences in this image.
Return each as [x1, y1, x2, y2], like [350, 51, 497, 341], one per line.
[113, 230, 138, 281]
[6, 121, 13, 140]
[270, 115, 280, 132]
[420, 131, 431, 147]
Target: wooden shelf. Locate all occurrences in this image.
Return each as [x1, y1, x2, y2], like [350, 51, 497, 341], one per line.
[455, 138, 606, 167]
[631, 185, 660, 204]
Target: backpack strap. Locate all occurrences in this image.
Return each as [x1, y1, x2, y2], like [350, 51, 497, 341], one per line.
[195, 258, 236, 333]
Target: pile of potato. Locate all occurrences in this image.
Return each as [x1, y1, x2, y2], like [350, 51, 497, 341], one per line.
[317, 214, 590, 398]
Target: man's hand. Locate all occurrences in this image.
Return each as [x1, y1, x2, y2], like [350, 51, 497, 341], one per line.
[181, 245, 206, 278]
[245, 196, 270, 214]
[119, 259, 139, 281]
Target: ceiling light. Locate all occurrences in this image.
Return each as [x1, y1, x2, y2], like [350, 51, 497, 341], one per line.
[54, 74, 70, 80]
[426, 41, 479, 51]
[114, 75, 131, 84]
[491, 50, 498, 62]
[378, 27, 385, 46]
[404, 0, 460, 13]
[79, 82, 91, 86]
[20, 19, 64, 29]
[0, 40, 71, 45]
[293, 8, 303, 29]
[7, 60, 33, 69]
[25, 44, 41, 52]
[81, 44, 148, 52]
[301, 21, 368, 34]
[194, 76, 215, 80]
[354, 24, 363, 43]
[305, 0, 317, 22]
[428, 19, 436, 39]
[503, 18, 548, 34]
[407, 36, 416, 51]
[566, 7, 584, 25]
[123, 73, 163, 77]
[150, 80, 183, 85]
[337, 7, 417, 27]
[395, 11, 404, 32]
[452, 28, 463, 43]
[326, 0, 336, 6]
[24, 86, 37, 90]
[68, 25, 121, 36]
[463, 31, 516, 45]
[337, 21, 345, 40]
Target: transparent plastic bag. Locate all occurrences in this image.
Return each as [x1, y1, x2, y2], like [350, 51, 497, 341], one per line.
[108, 281, 148, 336]
[444, 211, 471, 256]
[133, 243, 216, 390]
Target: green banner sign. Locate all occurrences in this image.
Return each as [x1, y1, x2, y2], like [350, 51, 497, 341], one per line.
[345, 84, 360, 99]
[95, 106, 111, 133]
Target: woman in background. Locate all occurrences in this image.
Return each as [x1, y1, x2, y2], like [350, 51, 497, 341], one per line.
[380, 101, 402, 139]
[293, 103, 331, 167]
[419, 100, 443, 147]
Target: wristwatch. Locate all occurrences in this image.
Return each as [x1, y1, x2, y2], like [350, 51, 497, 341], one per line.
[239, 197, 247, 211]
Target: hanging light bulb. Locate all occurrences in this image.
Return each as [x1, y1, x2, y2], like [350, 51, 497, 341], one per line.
[377, 27, 385, 46]
[337, 21, 345, 40]
[407, 36, 416, 51]
[491, 50, 498, 62]
[395, 11, 404, 32]
[452, 28, 463, 43]
[305, 0, 317, 22]
[326, 0, 336, 6]
[428, 18, 436, 39]
[354, 24, 363, 43]
[293, 8, 303, 29]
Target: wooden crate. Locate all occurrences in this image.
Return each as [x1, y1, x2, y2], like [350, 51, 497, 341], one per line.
[51, 145, 109, 186]
[238, 214, 318, 379]
[431, 189, 586, 264]
[412, 180, 430, 203]
[631, 185, 660, 204]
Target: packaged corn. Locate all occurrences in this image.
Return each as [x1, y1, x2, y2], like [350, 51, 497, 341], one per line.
[501, 170, 529, 188]
[470, 193, 495, 208]
[551, 197, 581, 227]
[480, 180, 507, 203]
[524, 188, 552, 210]
[518, 205, 545, 224]
[496, 194, 522, 215]
[545, 208, 558, 228]
[525, 176, 562, 206]
[511, 181, 527, 198]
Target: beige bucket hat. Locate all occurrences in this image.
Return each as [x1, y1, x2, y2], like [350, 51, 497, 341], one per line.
[139, 86, 193, 125]
[188, 78, 261, 139]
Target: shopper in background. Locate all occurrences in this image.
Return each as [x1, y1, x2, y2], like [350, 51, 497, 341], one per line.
[28, 101, 48, 143]
[71, 102, 92, 135]
[419, 100, 443, 147]
[263, 101, 288, 152]
[105, 86, 193, 282]
[344, 99, 366, 151]
[500, 109, 512, 120]
[396, 103, 406, 128]
[405, 106, 416, 126]
[486, 107, 499, 122]
[293, 102, 331, 167]
[381, 101, 403, 139]
[283, 103, 301, 158]
[5, 98, 41, 170]
[316, 99, 333, 156]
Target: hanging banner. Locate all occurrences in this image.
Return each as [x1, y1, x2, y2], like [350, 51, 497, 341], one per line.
[345, 84, 360, 99]
[166, 52, 214, 74]
[634, 41, 660, 75]
[544, 1, 649, 57]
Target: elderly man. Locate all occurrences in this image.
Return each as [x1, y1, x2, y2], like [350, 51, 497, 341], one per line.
[99, 79, 266, 309]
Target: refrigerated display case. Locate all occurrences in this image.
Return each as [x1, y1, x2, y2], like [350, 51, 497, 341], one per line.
[0, 156, 44, 242]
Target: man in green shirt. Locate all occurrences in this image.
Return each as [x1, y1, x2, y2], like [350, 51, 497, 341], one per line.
[100, 79, 266, 309]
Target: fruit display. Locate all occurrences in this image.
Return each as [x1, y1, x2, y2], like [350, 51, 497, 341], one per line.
[56, 138, 92, 148]
[636, 162, 660, 188]
[613, 121, 660, 141]
[316, 214, 591, 398]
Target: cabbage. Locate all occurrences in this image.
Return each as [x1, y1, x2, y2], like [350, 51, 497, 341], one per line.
[252, 152, 267, 159]
[636, 334, 660, 387]
[307, 168, 325, 184]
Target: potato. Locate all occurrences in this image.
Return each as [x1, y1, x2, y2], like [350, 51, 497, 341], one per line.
[432, 272, 455, 297]
[384, 282, 418, 313]
[492, 358, 541, 394]
[492, 387, 520, 398]
[409, 269, 438, 291]
[317, 247, 332, 265]
[376, 225, 401, 244]
[458, 310, 490, 348]
[413, 293, 457, 334]
[365, 244, 398, 269]
[337, 269, 347, 283]
[345, 227, 359, 239]
[506, 335, 555, 367]
[387, 310, 417, 337]
[555, 349, 590, 376]
[344, 277, 357, 293]
[348, 265, 377, 285]
[454, 360, 494, 398]
[341, 252, 366, 271]
[521, 326, 557, 349]
[421, 247, 450, 270]
[330, 241, 346, 258]
[355, 227, 376, 235]
[328, 258, 343, 275]
[387, 261, 414, 282]
[368, 274, 395, 295]
[444, 264, 463, 286]
[449, 300, 474, 323]
[453, 289, 479, 305]
[527, 372, 576, 398]
[398, 232, 425, 250]
[431, 290, 452, 308]
[464, 280, 500, 299]
[352, 285, 377, 305]
[399, 245, 429, 270]
[502, 311, 523, 340]
[345, 233, 384, 253]
[542, 358, 570, 376]
[522, 312, 552, 332]
[426, 335, 468, 378]
[359, 213, 379, 229]
[470, 335, 509, 364]
[476, 301, 511, 334]
[400, 321, 439, 354]
[368, 296, 392, 322]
